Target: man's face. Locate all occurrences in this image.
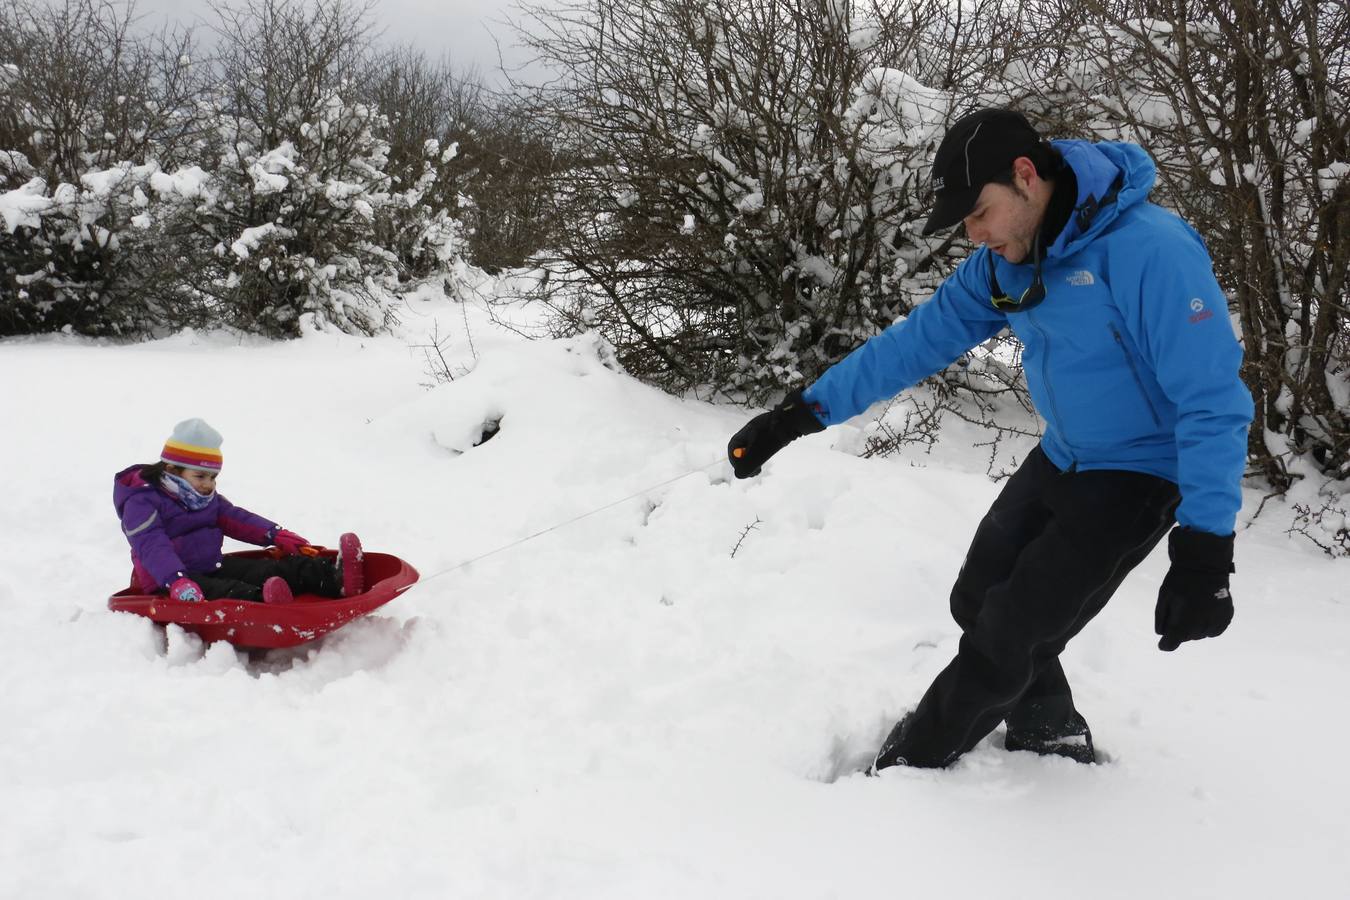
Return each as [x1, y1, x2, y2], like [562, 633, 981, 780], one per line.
[961, 178, 1043, 265]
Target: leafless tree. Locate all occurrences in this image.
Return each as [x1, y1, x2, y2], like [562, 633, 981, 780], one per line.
[507, 0, 972, 400]
[0, 0, 210, 335]
[1035, 0, 1348, 548]
[451, 98, 564, 271]
[364, 50, 562, 272]
[0, 0, 208, 183]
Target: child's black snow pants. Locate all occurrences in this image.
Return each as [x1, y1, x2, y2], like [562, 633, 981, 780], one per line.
[189, 555, 342, 602]
[893, 444, 1180, 767]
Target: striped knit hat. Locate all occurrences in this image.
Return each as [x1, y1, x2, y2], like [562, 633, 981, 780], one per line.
[161, 418, 224, 471]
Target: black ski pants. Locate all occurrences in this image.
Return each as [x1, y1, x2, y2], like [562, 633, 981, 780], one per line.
[188, 555, 341, 602]
[894, 444, 1180, 767]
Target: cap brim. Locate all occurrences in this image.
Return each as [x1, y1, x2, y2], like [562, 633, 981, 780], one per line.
[921, 187, 980, 236]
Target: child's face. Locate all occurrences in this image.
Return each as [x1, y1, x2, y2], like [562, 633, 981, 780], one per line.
[178, 467, 218, 495]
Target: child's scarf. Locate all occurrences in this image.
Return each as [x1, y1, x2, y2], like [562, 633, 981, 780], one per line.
[160, 472, 215, 511]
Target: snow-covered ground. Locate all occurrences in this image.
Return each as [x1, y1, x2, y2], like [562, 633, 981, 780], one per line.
[2, 282, 1347, 899]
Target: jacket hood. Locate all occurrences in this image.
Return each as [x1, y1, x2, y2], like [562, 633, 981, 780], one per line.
[1048, 139, 1157, 258]
[113, 464, 151, 516]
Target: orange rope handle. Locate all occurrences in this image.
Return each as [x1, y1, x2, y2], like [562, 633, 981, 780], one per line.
[266, 544, 325, 559]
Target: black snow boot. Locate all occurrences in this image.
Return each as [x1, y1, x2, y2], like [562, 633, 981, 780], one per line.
[1004, 711, 1096, 764]
[868, 713, 915, 775]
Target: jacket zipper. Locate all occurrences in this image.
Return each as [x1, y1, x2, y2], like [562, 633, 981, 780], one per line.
[1027, 307, 1077, 465]
[1110, 324, 1162, 427]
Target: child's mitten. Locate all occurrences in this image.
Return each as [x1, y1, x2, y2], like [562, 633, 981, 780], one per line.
[168, 577, 204, 602]
[271, 528, 311, 555]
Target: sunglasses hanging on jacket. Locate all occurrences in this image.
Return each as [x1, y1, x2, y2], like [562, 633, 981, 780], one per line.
[989, 231, 1047, 312]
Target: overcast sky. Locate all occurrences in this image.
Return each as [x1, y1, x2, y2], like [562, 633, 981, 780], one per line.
[130, 0, 540, 82]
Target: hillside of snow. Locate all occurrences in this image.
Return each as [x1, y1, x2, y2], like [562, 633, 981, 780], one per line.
[2, 283, 1347, 899]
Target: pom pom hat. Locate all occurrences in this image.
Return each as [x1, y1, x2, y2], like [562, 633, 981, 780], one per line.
[161, 418, 224, 471]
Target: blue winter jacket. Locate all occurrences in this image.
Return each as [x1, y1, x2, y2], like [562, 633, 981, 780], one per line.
[802, 140, 1253, 536]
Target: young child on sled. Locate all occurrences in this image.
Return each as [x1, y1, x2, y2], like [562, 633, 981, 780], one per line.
[113, 418, 364, 604]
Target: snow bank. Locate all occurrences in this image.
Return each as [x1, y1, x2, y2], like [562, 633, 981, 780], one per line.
[0, 287, 1346, 899]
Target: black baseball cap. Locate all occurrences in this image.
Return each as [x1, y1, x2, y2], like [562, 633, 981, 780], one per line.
[921, 108, 1042, 235]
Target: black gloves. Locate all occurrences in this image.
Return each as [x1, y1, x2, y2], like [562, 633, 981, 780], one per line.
[1155, 527, 1235, 652]
[727, 389, 825, 478]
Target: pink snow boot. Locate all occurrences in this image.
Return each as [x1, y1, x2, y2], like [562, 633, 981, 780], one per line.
[337, 533, 365, 597]
[262, 576, 295, 605]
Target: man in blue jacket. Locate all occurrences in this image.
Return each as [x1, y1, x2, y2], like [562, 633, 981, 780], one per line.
[727, 108, 1253, 770]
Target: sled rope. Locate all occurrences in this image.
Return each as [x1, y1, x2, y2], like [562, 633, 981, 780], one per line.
[418, 458, 726, 584]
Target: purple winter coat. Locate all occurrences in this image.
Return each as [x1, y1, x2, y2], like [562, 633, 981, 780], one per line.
[113, 464, 279, 592]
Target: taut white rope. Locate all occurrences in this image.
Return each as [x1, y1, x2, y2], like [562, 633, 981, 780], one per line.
[416, 457, 726, 585]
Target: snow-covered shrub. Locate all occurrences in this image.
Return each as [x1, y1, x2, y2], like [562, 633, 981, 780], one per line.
[154, 0, 478, 336]
[0, 158, 205, 335]
[0, 0, 471, 338]
[156, 99, 396, 336]
[0, 0, 207, 185]
[512, 0, 1038, 409]
[0, 0, 210, 335]
[1035, 0, 1350, 552]
[365, 48, 562, 274]
[167, 0, 394, 336]
[362, 47, 474, 274]
[448, 103, 563, 273]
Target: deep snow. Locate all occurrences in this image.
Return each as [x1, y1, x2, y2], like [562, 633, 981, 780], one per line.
[2, 282, 1347, 899]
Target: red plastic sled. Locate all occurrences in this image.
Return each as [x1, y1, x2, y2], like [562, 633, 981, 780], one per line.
[108, 549, 420, 649]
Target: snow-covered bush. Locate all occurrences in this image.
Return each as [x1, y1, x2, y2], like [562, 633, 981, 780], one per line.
[170, 0, 418, 336]
[0, 0, 210, 335]
[513, 0, 987, 401]
[0, 158, 205, 335]
[448, 104, 562, 274]
[365, 47, 563, 274]
[362, 47, 475, 274]
[0, 0, 471, 338]
[0, 0, 207, 185]
[1033, 0, 1350, 553]
[156, 99, 395, 336]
